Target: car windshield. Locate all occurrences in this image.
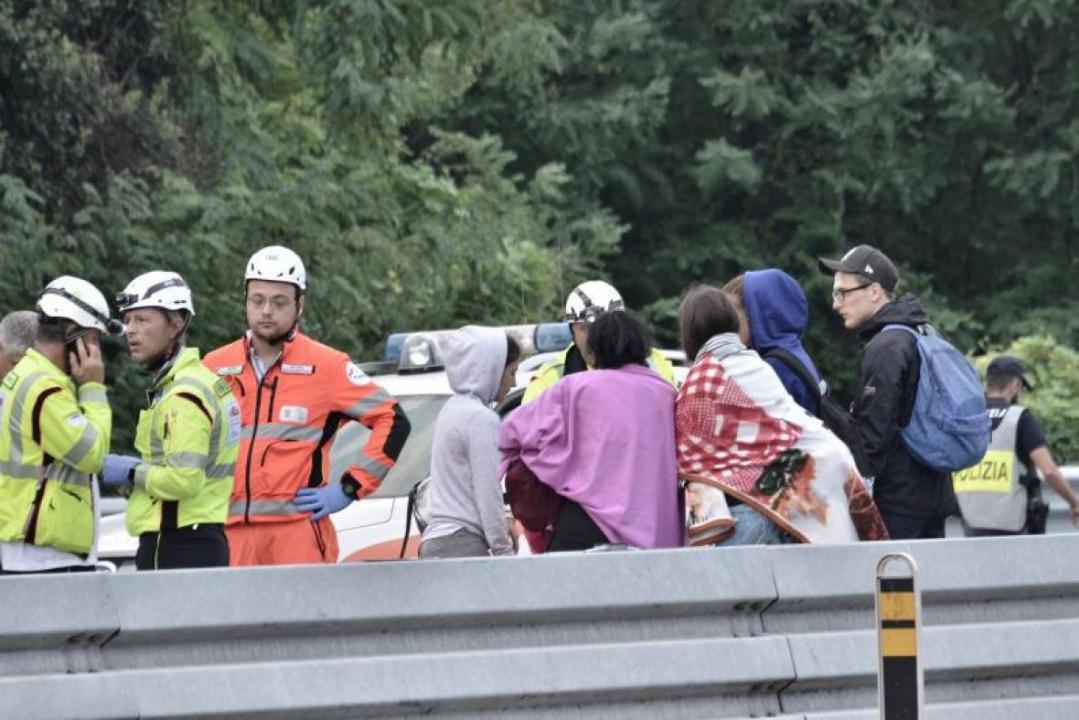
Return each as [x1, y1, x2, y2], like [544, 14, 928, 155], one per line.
[330, 394, 449, 499]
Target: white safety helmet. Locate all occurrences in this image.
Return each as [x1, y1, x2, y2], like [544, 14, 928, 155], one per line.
[245, 245, 306, 291]
[564, 280, 624, 323]
[116, 271, 195, 317]
[36, 276, 119, 334]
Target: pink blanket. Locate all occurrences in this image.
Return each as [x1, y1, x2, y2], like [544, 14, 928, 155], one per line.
[500, 364, 682, 550]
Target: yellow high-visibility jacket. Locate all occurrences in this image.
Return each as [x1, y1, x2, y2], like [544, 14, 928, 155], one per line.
[0, 349, 110, 555]
[126, 347, 240, 536]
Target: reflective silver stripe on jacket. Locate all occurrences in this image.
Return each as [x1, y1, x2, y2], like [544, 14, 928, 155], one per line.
[344, 389, 391, 419]
[240, 423, 323, 443]
[61, 424, 100, 467]
[77, 386, 108, 405]
[5, 372, 48, 466]
[348, 453, 390, 482]
[0, 460, 40, 480]
[229, 499, 303, 517]
[206, 462, 235, 480]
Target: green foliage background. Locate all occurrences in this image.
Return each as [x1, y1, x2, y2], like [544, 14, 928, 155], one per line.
[1, 1, 1076, 459]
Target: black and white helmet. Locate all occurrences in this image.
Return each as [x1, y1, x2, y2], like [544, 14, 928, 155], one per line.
[37, 276, 119, 333]
[564, 280, 624, 323]
[116, 271, 195, 316]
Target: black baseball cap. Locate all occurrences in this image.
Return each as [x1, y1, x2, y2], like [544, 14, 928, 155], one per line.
[987, 355, 1033, 390]
[818, 244, 899, 292]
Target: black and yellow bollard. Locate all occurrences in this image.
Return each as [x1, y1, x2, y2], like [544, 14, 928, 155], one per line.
[876, 553, 922, 720]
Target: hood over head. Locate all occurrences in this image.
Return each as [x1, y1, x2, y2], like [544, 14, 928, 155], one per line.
[743, 269, 809, 351]
[743, 268, 822, 390]
[445, 325, 508, 404]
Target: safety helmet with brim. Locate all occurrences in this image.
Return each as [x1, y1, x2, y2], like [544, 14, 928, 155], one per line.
[37, 276, 122, 342]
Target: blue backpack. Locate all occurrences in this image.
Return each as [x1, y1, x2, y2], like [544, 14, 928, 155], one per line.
[882, 324, 990, 472]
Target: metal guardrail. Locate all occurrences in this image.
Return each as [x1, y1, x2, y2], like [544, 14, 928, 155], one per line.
[2, 534, 1078, 719]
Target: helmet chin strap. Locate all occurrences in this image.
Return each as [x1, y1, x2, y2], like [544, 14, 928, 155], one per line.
[144, 312, 192, 382]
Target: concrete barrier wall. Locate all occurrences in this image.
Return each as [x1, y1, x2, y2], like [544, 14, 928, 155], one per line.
[1, 535, 1078, 719]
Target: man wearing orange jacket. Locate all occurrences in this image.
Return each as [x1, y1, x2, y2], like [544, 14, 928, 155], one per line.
[204, 246, 411, 565]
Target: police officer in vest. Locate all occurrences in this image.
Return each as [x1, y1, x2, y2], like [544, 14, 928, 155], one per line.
[522, 280, 676, 404]
[101, 272, 240, 569]
[0, 276, 115, 574]
[954, 356, 1079, 535]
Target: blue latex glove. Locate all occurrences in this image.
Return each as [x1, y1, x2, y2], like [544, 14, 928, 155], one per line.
[101, 454, 140, 488]
[294, 481, 353, 521]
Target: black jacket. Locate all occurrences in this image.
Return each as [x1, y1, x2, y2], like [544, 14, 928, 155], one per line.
[854, 294, 956, 519]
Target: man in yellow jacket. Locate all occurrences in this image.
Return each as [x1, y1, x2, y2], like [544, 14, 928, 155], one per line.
[0, 276, 115, 574]
[101, 271, 240, 570]
[522, 280, 675, 404]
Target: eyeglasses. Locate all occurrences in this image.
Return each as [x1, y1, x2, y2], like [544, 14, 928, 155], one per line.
[245, 295, 294, 312]
[831, 283, 872, 302]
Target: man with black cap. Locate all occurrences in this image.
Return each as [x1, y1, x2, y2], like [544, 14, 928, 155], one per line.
[818, 244, 954, 539]
[953, 356, 1079, 535]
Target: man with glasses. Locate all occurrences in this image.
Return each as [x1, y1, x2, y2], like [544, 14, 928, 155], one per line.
[819, 244, 953, 539]
[203, 246, 410, 565]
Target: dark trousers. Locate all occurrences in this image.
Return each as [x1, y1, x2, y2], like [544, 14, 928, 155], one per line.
[547, 501, 610, 552]
[879, 510, 946, 540]
[137, 524, 229, 570]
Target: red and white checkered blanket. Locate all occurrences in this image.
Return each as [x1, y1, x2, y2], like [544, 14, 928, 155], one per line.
[677, 341, 887, 543]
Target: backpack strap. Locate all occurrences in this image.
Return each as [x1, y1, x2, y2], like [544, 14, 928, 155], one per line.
[762, 348, 824, 400]
[881, 323, 934, 338]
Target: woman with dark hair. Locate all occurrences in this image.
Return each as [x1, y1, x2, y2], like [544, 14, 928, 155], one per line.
[677, 285, 887, 546]
[500, 310, 681, 552]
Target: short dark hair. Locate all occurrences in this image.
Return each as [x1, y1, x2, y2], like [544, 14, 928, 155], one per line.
[505, 335, 521, 367]
[588, 311, 651, 369]
[678, 285, 740, 360]
[35, 314, 70, 344]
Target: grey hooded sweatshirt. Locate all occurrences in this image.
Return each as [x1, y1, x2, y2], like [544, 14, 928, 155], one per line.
[422, 326, 514, 555]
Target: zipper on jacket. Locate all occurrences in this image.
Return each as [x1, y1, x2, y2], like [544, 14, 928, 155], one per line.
[242, 359, 282, 523]
[265, 377, 279, 424]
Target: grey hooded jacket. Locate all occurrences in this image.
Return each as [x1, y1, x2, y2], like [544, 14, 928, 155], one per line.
[422, 326, 514, 555]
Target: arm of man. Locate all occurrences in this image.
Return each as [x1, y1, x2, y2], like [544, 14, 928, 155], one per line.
[133, 394, 213, 501]
[1029, 446, 1079, 527]
[334, 360, 411, 499]
[853, 333, 916, 479]
[468, 413, 514, 556]
[38, 381, 112, 475]
[522, 362, 560, 405]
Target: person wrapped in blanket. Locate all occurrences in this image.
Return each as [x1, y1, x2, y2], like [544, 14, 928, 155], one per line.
[499, 310, 682, 553]
[676, 285, 888, 545]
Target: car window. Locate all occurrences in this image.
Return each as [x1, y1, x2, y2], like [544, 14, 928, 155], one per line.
[329, 394, 449, 499]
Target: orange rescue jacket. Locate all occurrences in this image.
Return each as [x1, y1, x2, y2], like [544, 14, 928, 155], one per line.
[203, 331, 410, 524]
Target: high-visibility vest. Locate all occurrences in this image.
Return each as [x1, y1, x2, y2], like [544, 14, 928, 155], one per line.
[953, 405, 1028, 532]
[125, 347, 240, 536]
[203, 331, 407, 524]
[522, 343, 677, 404]
[0, 349, 111, 555]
